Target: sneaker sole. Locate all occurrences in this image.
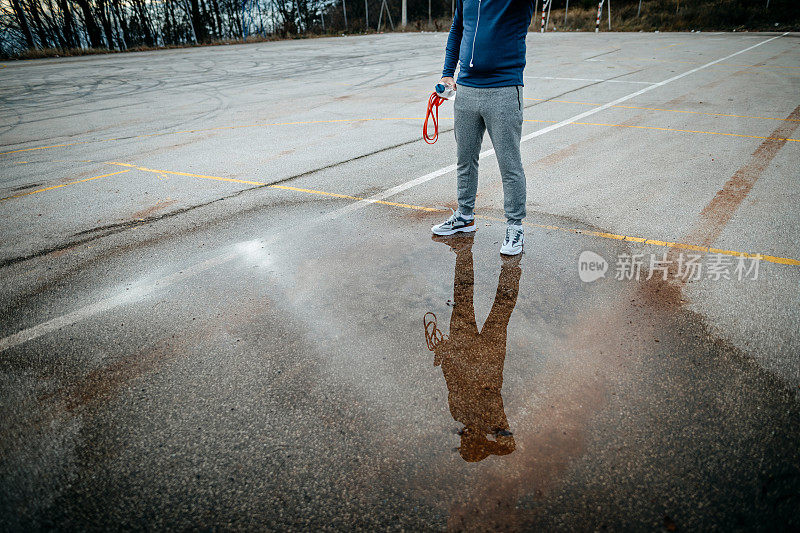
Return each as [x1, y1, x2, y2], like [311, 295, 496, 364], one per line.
[500, 244, 524, 256]
[431, 224, 477, 236]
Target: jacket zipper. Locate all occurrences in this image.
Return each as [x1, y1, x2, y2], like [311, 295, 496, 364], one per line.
[469, 0, 482, 68]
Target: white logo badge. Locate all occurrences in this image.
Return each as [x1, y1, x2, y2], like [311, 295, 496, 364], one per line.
[578, 251, 607, 282]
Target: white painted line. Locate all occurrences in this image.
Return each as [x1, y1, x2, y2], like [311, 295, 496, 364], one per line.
[0, 244, 250, 353]
[329, 32, 788, 220]
[0, 33, 788, 353]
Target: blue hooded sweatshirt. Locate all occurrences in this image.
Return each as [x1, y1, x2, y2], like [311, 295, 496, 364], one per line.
[442, 0, 534, 88]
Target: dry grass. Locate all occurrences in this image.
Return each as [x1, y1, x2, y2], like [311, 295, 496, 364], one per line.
[538, 0, 799, 32]
[4, 34, 288, 60]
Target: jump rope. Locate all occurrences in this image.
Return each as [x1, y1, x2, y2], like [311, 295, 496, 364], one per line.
[424, 311, 446, 351]
[422, 86, 455, 355]
[423, 83, 456, 144]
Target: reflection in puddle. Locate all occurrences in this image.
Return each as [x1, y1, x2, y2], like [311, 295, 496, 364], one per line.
[425, 233, 522, 462]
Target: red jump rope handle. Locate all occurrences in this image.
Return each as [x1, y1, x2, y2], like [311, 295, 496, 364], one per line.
[424, 92, 446, 145]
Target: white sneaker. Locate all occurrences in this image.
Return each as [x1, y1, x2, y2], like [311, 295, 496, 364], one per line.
[500, 224, 524, 256]
[431, 209, 477, 236]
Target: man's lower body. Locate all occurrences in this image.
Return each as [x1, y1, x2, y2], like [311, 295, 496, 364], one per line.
[431, 85, 527, 256]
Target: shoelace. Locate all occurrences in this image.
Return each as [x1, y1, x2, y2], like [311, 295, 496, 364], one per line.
[505, 226, 523, 245]
[445, 208, 460, 226]
[435, 208, 458, 227]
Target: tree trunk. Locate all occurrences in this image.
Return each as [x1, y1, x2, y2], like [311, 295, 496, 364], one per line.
[210, 0, 223, 38]
[96, 0, 116, 48]
[182, 0, 198, 43]
[73, 0, 104, 47]
[188, 0, 204, 41]
[58, 0, 77, 47]
[132, 0, 155, 46]
[163, 0, 175, 44]
[27, 0, 51, 48]
[199, 0, 217, 38]
[111, 0, 129, 48]
[45, 0, 69, 48]
[10, 0, 35, 48]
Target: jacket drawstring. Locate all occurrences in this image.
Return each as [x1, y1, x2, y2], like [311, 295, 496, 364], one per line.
[469, 0, 482, 67]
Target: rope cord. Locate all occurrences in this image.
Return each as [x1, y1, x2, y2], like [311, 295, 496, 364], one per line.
[424, 311, 447, 351]
[423, 92, 447, 144]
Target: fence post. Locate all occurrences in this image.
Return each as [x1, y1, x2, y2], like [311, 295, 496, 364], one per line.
[540, 0, 547, 32]
[595, 0, 604, 33]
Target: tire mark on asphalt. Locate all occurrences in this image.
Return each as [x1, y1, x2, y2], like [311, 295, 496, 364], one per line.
[328, 33, 789, 220]
[0, 34, 791, 353]
[0, 68, 627, 267]
[682, 104, 800, 248]
[0, 136, 419, 269]
[583, 48, 622, 61]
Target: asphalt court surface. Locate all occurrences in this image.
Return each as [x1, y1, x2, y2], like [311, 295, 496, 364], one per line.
[1, 32, 799, 529]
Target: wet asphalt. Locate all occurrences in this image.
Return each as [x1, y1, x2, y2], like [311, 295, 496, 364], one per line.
[1, 32, 799, 530]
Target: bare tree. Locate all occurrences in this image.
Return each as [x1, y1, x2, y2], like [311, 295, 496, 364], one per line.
[9, 0, 35, 48]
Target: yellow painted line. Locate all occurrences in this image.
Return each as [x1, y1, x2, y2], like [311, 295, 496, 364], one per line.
[109, 162, 800, 267]
[729, 63, 800, 70]
[617, 57, 800, 70]
[568, 121, 800, 143]
[525, 98, 599, 106]
[524, 97, 800, 122]
[493, 218, 797, 265]
[654, 43, 682, 51]
[0, 117, 429, 157]
[271, 184, 442, 211]
[106, 162, 264, 186]
[0, 142, 86, 155]
[761, 254, 800, 266]
[0, 169, 131, 202]
[269, 184, 362, 201]
[124, 117, 425, 139]
[5, 107, 794, 158]
[106, 162, 445, 212]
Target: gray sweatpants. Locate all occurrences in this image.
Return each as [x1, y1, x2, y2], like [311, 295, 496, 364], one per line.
[454, 84, 526, 224]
